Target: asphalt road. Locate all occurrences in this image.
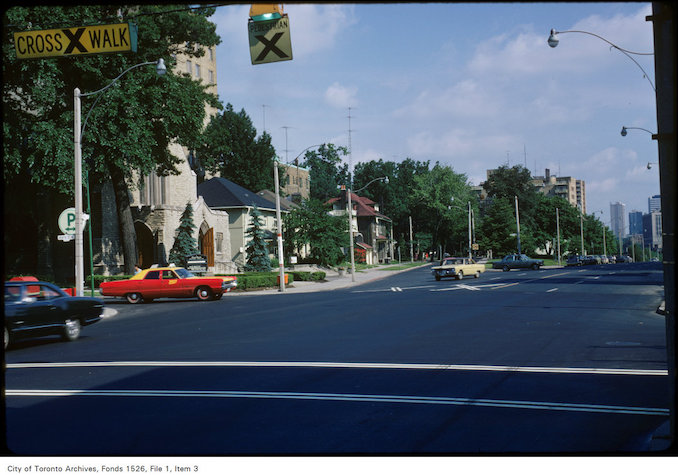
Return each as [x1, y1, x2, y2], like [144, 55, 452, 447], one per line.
[3, 262, 670, 454]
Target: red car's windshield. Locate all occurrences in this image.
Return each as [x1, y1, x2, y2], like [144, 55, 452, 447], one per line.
[174, 268, 196, 279]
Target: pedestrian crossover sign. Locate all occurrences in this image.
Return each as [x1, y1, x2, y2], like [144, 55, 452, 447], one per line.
[248, 16, 292, 65]
[14, 23, 138, 59]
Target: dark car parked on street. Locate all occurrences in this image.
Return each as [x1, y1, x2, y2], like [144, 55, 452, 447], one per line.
[566, 255, 583, 266]
[492, 254, 544, 271]
[4, 281, 104, 349]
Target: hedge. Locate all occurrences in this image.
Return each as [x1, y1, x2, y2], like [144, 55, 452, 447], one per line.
[289, 271, 326, 282]
[218, 272, 295, 290]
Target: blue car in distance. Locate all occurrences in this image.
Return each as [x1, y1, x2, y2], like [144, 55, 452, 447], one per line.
[492, 254, 544, 271]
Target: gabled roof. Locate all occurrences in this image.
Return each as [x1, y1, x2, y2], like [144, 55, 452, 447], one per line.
[198, 177, 282, 211]
[257, 189, 299, 210]
[327, 191, 392, 221]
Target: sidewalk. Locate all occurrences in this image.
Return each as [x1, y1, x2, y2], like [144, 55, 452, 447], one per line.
[230, 262, 430, 296]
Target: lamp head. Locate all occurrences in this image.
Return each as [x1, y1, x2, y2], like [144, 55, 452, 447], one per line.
[383, 176, 389, 184]
[548, 29, 559, 48]
[156, 58, 166, 76]
[647, 162, 652, 170]
[621, 126, 628, 137]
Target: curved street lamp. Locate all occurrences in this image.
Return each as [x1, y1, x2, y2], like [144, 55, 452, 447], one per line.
[547, 29, 656, 92]
[621, 125, 657, 139]
[73, 59, 166, 296]
[346, 176, 389, 282]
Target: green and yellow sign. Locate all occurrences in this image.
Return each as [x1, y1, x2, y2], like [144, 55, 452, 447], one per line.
[14, 23, 137, 59]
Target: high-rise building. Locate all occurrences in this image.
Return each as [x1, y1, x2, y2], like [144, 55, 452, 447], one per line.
[648, 194, 661, 213]
[629, 210, 643, 235]
[610, 201, 627, 238]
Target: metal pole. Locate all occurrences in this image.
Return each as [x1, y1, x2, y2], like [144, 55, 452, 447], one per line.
[74, 88, 84, 297]
[409, 215, 414, 263]
[556, 208, 561, 266]
[348, 188, 356, 282]
[580, 208, 585, 255]
[467, 202, 472, 259]
[514, 196, 521, 254]
[273, 161, 285, 292]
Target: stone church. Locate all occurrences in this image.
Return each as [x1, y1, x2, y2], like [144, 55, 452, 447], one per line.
[93, 46, 238, 275]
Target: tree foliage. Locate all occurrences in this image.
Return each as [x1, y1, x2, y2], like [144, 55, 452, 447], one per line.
[3, 5, 221, 274]
[198, 103, 276, 192]
[283, 199, 348, 267]
[303, 144, 349, 201]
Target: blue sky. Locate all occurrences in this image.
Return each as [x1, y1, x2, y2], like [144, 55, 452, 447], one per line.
[211, 3, 658, 233]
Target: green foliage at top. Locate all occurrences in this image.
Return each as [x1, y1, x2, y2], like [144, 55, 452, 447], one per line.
[3, 5, 221, 192]
[245, 205, 271, 272]
[302, 144, 350, 201]
[283, 199, 348, 267]
[197, 103, 276, 192]
[168, 202, 198, 267]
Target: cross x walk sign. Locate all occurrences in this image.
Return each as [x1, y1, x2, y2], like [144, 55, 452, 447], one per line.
[14, 23, 137, 59]
[248, 16, 292, 65]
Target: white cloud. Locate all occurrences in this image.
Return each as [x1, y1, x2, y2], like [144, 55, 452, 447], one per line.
[325, 82, 358, 109]
[285, 4, 357, 57]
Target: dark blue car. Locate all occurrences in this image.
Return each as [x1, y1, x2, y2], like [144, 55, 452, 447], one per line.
[4, 281, 103, 349]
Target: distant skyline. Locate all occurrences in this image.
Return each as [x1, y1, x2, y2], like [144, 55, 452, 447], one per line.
[211, 3, 659, 231]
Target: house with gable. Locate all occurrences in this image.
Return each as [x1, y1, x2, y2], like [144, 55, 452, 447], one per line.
[198, 177, 292, 270]
[328, 189, 394, 265]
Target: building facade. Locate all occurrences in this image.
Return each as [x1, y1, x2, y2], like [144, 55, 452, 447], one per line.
[328, 189, 394, 265]
[610, 201, 627, 239]
[629, 210, 644, 236]
[280, 163, 310, 202]
[531, 169, 586, 213]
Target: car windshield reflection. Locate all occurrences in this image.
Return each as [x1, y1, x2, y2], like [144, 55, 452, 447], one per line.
[175, 268, 195, 279]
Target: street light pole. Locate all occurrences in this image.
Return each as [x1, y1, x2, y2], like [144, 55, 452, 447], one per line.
[273, 159, 285, 292]
[74, 59, 165, 296]
[556, 208, 561, 266]
[74, 88, 84, 297]
[515, 196, 521, 254]
[347, 188, 355, 282]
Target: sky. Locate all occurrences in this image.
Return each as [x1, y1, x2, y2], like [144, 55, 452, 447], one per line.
[210, 2, 659, 233]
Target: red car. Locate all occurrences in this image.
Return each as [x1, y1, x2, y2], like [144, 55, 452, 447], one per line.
[100, 266, 237, 304]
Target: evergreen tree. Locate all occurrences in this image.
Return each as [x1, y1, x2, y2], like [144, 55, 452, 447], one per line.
[168, 202, 198, 267]
[245, 205, 271, 272]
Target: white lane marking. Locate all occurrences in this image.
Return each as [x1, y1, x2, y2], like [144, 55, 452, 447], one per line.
[6, 361, 668, 376]
[546, 288, 559, 293]
[352, 285, 434, 294]
[4, 389, 668, 416]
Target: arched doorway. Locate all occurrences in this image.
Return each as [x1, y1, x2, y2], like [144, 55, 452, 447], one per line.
[198, 222, 214, 267]
[134, 221, 155, 270]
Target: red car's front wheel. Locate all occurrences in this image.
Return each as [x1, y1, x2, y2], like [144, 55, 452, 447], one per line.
[126, 292, 143, 304]
[196, 287, 213, 301]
